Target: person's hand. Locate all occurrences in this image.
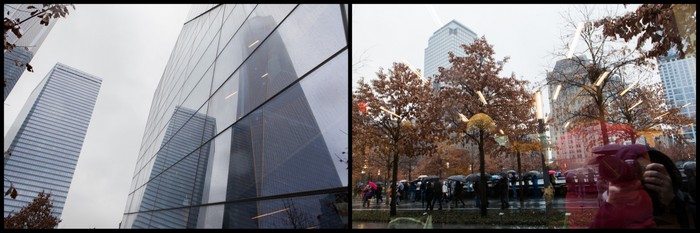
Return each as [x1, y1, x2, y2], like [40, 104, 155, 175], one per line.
[642, 163, 675, 206]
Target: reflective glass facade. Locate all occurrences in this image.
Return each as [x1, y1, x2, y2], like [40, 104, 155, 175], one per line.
[3, 63, 102, 218]
[3, 4, 57, 100]
[121, 4, 348, 229]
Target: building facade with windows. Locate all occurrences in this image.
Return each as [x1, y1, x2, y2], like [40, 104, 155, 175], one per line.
[120, 4, 348, 229]
[547, 57, 591, 169]
[3, 63, 102, 218]
[424, 19, 477, 89]
[658, 50, 696, 143]
[3, 4, 58, 101]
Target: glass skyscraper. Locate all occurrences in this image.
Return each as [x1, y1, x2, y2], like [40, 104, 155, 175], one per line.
[3, 63, 102, 218]
[424, 19, 476, 88]
[121, 4, 348, 229]
[658, 50, 696, 143]
[3, 4, 57, 101]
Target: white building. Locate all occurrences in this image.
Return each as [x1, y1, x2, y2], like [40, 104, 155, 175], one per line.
[658, 50, 696, 143]
[424, 19, 477, 90]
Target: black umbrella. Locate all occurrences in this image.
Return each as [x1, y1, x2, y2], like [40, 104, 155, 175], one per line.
[447, 175, 467, 183]
[527, 170, 542, 176]
[465, 173, 489, 182]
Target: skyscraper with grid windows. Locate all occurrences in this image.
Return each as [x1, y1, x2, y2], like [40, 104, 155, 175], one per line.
[658, 50, 696, 143]
[424, 19, 477, 90]
[121, 4, 348, 229]
[3, 63, 102, 218]
[3, 4, 58, 101]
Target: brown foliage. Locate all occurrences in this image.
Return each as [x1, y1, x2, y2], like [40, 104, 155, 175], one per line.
[4, 191, 62, 229]
[656, 137, 696, 162]
[434, 36, 535, 173]
[607, 82, 695, 142]
[414, 141, 470, 177]
[4, 4, 74, 85]
[434, 36, 535, 216]
[595, 4, 696, 64]
[352, 62, 445, 215]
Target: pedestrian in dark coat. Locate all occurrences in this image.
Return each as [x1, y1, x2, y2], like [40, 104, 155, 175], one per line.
[453, 181, 466, 208]
[425, 181, 435, 211]
[375, 184, 383, 205]
[498, 177, 510, 209]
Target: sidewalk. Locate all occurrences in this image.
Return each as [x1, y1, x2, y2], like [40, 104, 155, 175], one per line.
[353, 195, 599, 211]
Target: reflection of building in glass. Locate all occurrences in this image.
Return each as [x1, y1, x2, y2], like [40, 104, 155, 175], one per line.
[547, 57, 594, 170]
[3, 63, 101, 218]
[548, 57, 628, 170]
[3, 4, 57, 100]
[317, 193, 345, 229]
[132, 106, 215, 228]
[121, 4, 348, 229]
[424, 19, 477, 90]
[658, 50, 696, 143]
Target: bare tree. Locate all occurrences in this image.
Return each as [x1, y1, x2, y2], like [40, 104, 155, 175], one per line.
[277, 199, 315, 229]
[548, 5, 660, 146]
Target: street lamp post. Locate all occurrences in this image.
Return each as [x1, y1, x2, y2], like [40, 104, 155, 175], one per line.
[535, 90, 551, 190]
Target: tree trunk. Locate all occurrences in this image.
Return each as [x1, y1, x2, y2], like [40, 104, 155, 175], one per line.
[479, 129, 488, 217]
[599, 96, 609, 145]
[517, 149, 524, 204]
[390, 146, 399, 216]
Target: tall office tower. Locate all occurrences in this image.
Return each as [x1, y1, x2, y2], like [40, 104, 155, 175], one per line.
[547, 57, 594, 170]
[424, 19, 477, 90]
[4, 4, 58, 101]
[121, 4, 348, 229]
[132, 106, 215, 228]
[658, 50, 696, 143]
[3, 63, 102, 218]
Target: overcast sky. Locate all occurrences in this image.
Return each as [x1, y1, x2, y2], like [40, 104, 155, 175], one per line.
[3, 4, 191, 228]
[352, 4, 642, 116]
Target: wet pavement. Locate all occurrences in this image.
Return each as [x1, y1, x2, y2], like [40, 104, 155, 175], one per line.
[352, 194, 601, 229]
[353, 194, 599, 211]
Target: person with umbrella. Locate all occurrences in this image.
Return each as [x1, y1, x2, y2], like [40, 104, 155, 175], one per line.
[362, 183, 373, 208]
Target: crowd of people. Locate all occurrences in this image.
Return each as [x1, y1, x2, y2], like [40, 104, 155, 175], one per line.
[355, 145, 695, 228]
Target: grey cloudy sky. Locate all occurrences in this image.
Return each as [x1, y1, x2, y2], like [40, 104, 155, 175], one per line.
[352, 4, 642, 116]
[4, 4, 191, 228]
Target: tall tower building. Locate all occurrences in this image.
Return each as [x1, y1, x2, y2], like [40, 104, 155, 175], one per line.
[3, 63, 102, 218]
[547, 57, 593, 170]
[4, 4, 58, 101]
[658, 50, 696, 143]
[424, 19, 477, 89]
[131, 106, 215, 229]
[121, 4, 348, 229]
